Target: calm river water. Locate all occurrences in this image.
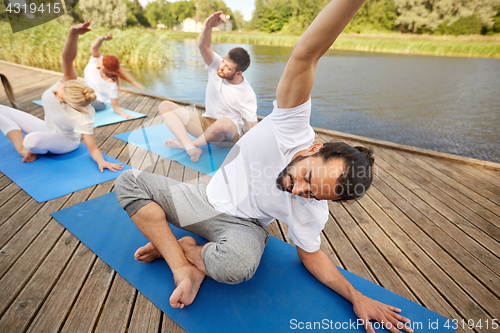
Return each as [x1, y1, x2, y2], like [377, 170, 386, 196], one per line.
[129, 39, 500, 163]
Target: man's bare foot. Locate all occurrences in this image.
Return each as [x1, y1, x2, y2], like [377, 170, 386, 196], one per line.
[134, 242, 163, 263]
[178, 236, 210, 274]
[164, 138, 184, 149]
[186, 147, 203, 163]
[170, 264, 205, 308]
[21, 149, 37, 163]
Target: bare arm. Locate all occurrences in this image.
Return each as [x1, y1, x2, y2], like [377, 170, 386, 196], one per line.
[62, 21, 91, 82]
[297, 247, 413, 333]
[276, 0, 365, 109]
[91, 34, 113, 58]
[198, 11, 224, 65]
[83, 134, 124, 172]
[111, 98, 134, 118]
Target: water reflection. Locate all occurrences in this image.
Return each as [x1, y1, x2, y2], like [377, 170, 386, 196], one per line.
[127, 40, 500, 163]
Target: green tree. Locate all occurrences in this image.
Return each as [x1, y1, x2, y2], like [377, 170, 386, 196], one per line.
[123, 0, 150, 27]
[394, 0, 500, 33]
[232, 10, 246, 30]
[79, 0, 127, 27]
[145, 0, 173, 27]
[170, 1, 196, 24]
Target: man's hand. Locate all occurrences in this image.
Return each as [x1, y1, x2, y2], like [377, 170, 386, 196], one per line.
[70, 21, 91, 35]
[204, 11, 223, 29]
[352, 292, 413, 333]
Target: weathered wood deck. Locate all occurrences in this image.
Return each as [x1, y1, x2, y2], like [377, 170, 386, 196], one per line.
[1, 61, 499, 333]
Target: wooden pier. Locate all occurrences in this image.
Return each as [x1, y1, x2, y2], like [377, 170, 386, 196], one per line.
[1, 61, 499, 333]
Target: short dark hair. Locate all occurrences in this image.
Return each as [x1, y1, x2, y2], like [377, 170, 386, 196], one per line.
[313, 142, 374, 201]
[227, 47, 251, 72]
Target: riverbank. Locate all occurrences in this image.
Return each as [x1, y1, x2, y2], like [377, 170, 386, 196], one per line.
[1, 21, 499, 73]
[165, 30, 500, 59]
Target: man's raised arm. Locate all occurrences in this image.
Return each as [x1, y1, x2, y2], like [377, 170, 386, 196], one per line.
[276, 0, 365, 109]
[198, 11, 223, 66]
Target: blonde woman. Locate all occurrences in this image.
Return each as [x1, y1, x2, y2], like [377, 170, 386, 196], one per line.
[0, 21, 123, 173]
[84, 34, 142, 118]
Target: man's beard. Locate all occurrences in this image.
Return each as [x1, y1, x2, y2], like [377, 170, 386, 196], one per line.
[275, 155, 309, 193]
[217, 69, 235, 81]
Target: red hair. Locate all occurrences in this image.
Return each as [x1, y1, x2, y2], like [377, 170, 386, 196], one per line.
[102, 55, 143, 89]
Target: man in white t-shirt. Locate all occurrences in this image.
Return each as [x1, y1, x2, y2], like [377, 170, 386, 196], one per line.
[115, 1, 413, 332]
[159, 11, 258, 163]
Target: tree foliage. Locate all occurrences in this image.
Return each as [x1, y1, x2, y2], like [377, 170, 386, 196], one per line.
[247, 0, 500, 35]
[79, 0, 128, 27]
[394, 0, 500, 33]
[123, 0, 150, 27]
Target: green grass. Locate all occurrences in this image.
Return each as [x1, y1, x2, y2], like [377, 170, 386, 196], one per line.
[168, 30, 500, 58]
[0, 21, 177, 73]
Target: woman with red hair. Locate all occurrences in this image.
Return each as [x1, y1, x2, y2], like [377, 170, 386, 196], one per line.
[84, 34, 143, 118]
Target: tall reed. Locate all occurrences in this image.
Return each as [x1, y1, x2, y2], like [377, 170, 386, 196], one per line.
[0, 21, 177, 74]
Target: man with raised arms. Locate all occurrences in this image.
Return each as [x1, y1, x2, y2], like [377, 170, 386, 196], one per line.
[158, 11, 258, 163]
[115, 1, 413, 332]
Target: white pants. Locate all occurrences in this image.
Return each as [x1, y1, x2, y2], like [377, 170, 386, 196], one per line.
[0, 105, 79, 154]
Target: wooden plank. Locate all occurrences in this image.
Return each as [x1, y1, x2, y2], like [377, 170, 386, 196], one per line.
[375, 166, 500, 310]
[0, 174, 12, 190]
[0, 187, 93, 317]
[0, 189, 31, 225]
[0, 182, 22, 209]
[369, 175, 496, 321]
[398, 152, 500, 217]
[365, 184, 490, 331]
[323, 208, 376, 283]
[26, 243, 96, 333]
[0, 230, 79, 333]
[93, 274, 136, 333]
[319, 134, 500, 287]
[374, 145, 500, 258]
[59, 258, 115, 333]
[422, 157, 500, 199]
[0, 198, 44, 249]
[128, 293, 162, 333]
[0, 194, 69, 278]
[161, 313, 185, 333]
[355, 192, 471, 331]
[377, 146, 500, 243]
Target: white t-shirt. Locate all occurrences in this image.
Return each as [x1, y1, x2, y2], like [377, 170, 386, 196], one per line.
[84, 56, 118, 104]
[42, 80, 95, 146]
[206, 99, 329, 252]
[204, 52, 258, 134]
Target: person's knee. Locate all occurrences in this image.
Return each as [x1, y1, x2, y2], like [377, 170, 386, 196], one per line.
[158, 101, 180, 115]
[115, 170, 137, 202]
[23, 133, 42, 152]
[214, 117, 235, 134]
[203, 238, 261, 284]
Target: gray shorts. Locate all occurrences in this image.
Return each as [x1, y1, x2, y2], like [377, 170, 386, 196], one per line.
[115, 169, 270, 284]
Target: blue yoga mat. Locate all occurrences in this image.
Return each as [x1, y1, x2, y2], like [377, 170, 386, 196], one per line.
[32, 100, 147, 128]
[114, 124, 232, 177]
[0, 132, 131, 202]
[51, 192, 454, 333]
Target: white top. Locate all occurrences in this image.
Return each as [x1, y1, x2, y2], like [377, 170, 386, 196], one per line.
[206, 99, 329, 252]
[84, 56, 118, 104]
[204, 52, 258, 134]
[42, 80, 95, 146]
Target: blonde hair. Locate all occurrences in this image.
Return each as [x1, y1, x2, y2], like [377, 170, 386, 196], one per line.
[63, 80, 96, 108]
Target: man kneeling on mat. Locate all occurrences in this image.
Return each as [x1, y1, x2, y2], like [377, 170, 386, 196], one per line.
[115, 1, 413, 332]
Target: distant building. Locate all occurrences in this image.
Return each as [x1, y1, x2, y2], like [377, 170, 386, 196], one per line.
[176, 14, 233, 33]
